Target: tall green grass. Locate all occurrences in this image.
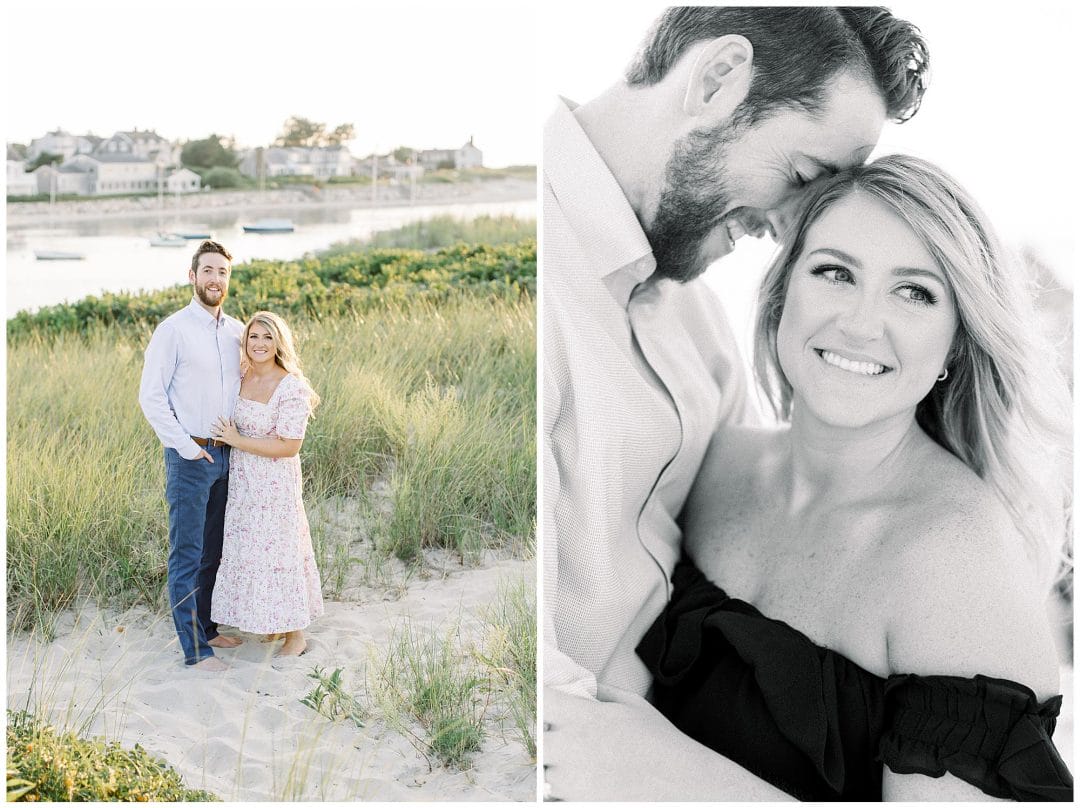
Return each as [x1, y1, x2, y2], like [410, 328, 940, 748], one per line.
[478, 577, 537, 758]
[8, 288, 535, 633]
[319, 214, 536, 254]
[370, 620, 487, 769]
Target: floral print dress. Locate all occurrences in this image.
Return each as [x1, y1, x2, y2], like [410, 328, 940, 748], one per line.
[211, 373, 324, 634]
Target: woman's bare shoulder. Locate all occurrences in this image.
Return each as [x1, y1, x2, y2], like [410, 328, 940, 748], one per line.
[693, 424, 787, 490]
[880, 445, 1059, 699]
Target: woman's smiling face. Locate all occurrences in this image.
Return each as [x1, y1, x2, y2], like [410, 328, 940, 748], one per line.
[246, 323, 277, 367]
[775, 190, 958, 429]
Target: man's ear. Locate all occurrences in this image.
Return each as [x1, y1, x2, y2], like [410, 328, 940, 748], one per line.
[683, 35, 753, 120]
[188, 268, 196, 285]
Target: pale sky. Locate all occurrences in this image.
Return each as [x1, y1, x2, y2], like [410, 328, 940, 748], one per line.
[538, 2, 1079, 281]
[4, 1, 538, 168]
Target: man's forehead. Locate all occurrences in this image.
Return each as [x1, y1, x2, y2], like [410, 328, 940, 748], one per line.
[804, 144, 876, 174]
[197, 256, 230, 272]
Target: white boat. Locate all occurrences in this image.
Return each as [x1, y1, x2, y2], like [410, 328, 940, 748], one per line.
[150, 233, 187, 247]
[242, 218, 295, 233]
[35, 250, 85, 260]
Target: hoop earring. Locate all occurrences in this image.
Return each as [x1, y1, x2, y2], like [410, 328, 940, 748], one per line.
[937, 368, 949, 382]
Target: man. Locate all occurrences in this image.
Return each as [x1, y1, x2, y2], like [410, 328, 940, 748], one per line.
[139, 240, 245, 671]
[543, 6, 929, 799]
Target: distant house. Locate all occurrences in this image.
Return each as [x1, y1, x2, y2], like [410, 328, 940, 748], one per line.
[166, 167, 201, 193]
[7, 146, 37, 196]
[358, 153, 424, 182]
[97, 129, 178, 164]
[239, 145, 354, 179]
[418, 137, 483, 170]
[27, 129, 98, 163]
[33, 162, 93, 196]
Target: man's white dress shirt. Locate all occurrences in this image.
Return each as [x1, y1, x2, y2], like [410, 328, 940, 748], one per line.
[139, 297, 244, 460]
[544, 98, 750, 697]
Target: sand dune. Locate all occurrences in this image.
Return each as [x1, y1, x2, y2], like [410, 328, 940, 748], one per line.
[7, 553, 536, 802]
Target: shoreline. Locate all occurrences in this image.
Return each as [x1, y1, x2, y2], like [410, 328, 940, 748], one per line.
[6, 177, 536, 229]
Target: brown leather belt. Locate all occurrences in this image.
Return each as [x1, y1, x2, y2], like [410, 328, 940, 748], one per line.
[192, 436, 227, 448]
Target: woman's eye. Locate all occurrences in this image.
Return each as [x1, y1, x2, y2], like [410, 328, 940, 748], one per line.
[897, 285, 937, 306]
[811, 264, 853, 284]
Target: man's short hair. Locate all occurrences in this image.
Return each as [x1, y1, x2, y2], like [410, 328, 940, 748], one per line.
[190, 240, 233, 272]
[625, 6, 929, 126]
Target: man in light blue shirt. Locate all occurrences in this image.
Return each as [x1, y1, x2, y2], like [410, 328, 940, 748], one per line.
[139, 240, 244, 670]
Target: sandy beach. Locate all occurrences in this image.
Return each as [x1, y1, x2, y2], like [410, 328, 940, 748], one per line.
[7, 541, 536, 802]
[6, 176, 536, 229]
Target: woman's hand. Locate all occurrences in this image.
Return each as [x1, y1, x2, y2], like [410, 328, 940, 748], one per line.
[211, 416, 241, 446]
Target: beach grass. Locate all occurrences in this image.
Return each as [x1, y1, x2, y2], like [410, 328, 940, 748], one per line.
[7, 237, 536, 631]
[7, 294, 534, 634]
[319, 213, 536, 254]
[368, 619, 488, 769]
[478, 576, 537, 759]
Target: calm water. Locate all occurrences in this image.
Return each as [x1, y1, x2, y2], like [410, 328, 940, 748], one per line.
[6, 199, 536, 316]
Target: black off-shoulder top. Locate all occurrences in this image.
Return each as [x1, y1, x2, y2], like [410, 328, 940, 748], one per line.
[636, 559, 1073, 801]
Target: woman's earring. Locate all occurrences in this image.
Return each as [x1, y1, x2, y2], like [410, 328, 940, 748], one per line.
[937, 368, 949, 382]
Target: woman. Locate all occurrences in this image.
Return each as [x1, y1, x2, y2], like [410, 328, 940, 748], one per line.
[637, 155, 1073, 800]
[210, 311, 324, 657]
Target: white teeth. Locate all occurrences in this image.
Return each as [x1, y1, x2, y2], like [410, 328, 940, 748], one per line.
[820, 350, 887, 376]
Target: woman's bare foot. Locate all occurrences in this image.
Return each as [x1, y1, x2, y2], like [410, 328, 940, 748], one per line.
[275, 630, 307, 657]
[208, 635, 243, 648]
[191, 656, 228, 671]
[261, 633, 284, 643]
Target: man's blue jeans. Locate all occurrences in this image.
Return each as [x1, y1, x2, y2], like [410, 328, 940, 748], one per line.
[164, 445, 229, 665]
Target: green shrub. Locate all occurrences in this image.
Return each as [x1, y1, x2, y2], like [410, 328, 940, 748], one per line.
[6, 710, 217, 801]
[7, 240, 536, 342]
[201, 166, 245, 189]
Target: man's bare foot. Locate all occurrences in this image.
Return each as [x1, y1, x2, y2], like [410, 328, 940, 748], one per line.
[275, 631, 307, 657]
[208, 635, 242, 648]
[191, 656, 228, 671]
[261, 633, 284, 643]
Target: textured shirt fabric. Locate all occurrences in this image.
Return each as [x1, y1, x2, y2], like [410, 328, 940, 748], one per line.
[139, 297, 244, 460]
[543, 98, 750, 698]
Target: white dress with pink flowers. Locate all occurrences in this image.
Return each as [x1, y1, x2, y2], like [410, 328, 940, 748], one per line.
[211, 373, 324, 634]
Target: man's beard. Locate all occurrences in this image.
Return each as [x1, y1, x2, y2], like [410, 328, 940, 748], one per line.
[647, 119, 739, 283]
[196, 282, 226, 307]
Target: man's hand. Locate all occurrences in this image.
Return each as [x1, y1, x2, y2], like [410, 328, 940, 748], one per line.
[195, 448, 214, 463]
[544, 684, 793, 802]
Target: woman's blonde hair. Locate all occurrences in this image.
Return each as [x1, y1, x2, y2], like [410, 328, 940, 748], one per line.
[754, 154, 1072, 590]
[242, 311, 320, 411]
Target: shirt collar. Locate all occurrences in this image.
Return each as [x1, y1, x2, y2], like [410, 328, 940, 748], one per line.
[186, 295, 224, 327]
[544, 97, 655, 308]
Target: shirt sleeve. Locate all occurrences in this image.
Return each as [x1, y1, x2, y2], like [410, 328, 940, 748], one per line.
[139, 322, 201, 460]
[543, 343, 599, 699]
[274, 377, 312, 440]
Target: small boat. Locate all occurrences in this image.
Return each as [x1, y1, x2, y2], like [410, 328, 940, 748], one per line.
[242, 218, 295, 233]
[174, 228, 213, 239]
[150, 233, 187, 247]
[35, 250, 85, 260]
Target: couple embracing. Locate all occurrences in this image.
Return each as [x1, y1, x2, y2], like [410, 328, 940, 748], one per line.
[138, 240, 323, 671]
[544, 6, 1072, 802]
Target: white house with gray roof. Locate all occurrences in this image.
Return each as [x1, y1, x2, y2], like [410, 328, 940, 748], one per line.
[239, 145, 355, 179]
[27, 130, 99, 163]
[418, 137, 483, 170]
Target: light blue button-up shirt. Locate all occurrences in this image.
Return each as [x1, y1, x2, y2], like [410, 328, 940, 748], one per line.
[139, 297, 244, 460]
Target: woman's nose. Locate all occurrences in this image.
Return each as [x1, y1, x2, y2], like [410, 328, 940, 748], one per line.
[836, 295, 885, 341]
